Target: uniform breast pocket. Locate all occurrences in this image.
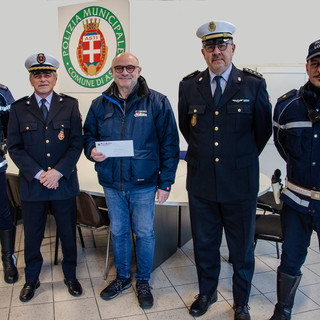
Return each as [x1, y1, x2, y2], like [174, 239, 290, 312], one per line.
[98, 112, 114, 138]
[188, 105, 206, 131]
[20, 122, 39, 145]
[53, 120, 71, 142]
[227, 104, 253, 131]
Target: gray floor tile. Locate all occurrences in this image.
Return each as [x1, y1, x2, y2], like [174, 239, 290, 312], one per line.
[0, 214, 319, 320]
[0, 286, 13, 308]
[0, 308, 9, 320]
[55, 297, 100, 320]
[146, 308, 194, 320]
[162, 265, 198, 286]
[9, 303, 54, 320]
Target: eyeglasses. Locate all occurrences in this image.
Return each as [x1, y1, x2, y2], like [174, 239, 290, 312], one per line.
[204, 42, 231, 53]
[113, 65, 139, 73]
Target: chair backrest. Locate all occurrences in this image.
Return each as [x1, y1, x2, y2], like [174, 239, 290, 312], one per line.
[255, 214, 283, 240]
[76, 191, 109, 228]
[6, 173, 21, 208]
[257, 191, 283, 214]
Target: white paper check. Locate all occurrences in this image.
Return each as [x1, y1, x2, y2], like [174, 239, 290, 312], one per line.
[95, 140, 134, 157]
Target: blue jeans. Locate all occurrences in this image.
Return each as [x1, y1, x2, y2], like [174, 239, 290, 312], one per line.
[103, 186, 156, 281]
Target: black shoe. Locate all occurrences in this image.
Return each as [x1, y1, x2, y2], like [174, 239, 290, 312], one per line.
[100, 277, 131, 300]
[189, 292, 218, 317]
[234, 305, 251, 320]
[136, 281, 153, 309]
[64, 279, 83, 297]
[19, 280, 40, 302]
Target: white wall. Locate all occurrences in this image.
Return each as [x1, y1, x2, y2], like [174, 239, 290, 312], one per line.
[2, 0, 319, 177]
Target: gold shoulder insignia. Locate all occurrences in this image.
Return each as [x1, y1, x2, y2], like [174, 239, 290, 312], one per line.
[277, 89, 297, 103]
[243, 68, 263, 79]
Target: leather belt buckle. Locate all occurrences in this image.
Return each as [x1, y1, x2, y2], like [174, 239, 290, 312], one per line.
[310, 190, 320, 200]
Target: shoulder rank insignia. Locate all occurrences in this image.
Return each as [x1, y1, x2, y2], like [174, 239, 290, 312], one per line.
[59, 93, 78, 102]
[277, 89, 298, 103]
[0, 83, 8, 90]
[243, 68, 263, 78]
[182, 70, 201, 81]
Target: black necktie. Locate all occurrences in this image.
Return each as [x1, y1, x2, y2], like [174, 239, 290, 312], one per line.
[40, 98, 48, 121]
[213, 76, 222, 107]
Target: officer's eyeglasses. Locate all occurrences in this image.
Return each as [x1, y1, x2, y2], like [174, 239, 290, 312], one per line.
[204, 42, 231, 53]
[113, 65, 139, 73]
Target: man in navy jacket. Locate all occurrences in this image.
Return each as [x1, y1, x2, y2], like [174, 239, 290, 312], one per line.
[83, 52, 179, 309]
[178, 21, 272, 319]
[7, 53, 83, 302]
[0, 83, 18, 284]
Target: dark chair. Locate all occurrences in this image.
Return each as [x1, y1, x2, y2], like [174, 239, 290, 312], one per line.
[76, 191, 111, 278]
[255, 191, 283, 258]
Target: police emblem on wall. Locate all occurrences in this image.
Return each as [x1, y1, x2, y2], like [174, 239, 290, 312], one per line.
[61, 6, 126, 89]
[77, 18, 107, 76]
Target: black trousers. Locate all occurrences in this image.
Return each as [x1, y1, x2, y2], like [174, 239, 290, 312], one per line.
[22, 198, 77, 283]
[188, 193, 257, 306]
[280, 203, 320, 275]
[0, 171, 13, 230]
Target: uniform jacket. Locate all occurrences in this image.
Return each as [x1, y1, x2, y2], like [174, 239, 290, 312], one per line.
[83, 76, 179, 192]
[178, 65, 272, 202]
[7, 92, 83, 201]
[0, 84, 14, 173]
[274, 81, 320, 215]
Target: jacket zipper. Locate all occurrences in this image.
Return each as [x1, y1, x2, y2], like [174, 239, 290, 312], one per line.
[120, 100, 126, 191]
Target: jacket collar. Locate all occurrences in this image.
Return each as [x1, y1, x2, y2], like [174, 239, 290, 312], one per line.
[27, 92, 62, 123]
[196, 64, 242, 110]
[103, 76, 151, 100]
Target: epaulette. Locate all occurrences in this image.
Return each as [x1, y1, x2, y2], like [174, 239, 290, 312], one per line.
[59, 93, 78, 101]
[243, 68, 263, 79]
[182, 70, 201, 81]
[12, 96, 29, 104]
[0, 84, 8, 90]
[277, 89, 298, 104]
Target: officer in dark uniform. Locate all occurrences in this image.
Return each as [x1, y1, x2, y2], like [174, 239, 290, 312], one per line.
[7, 53, 83, 302]
[0, 83, 18, 284]
[270, 40, 320, 320]
[178, 21, 272, 319]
